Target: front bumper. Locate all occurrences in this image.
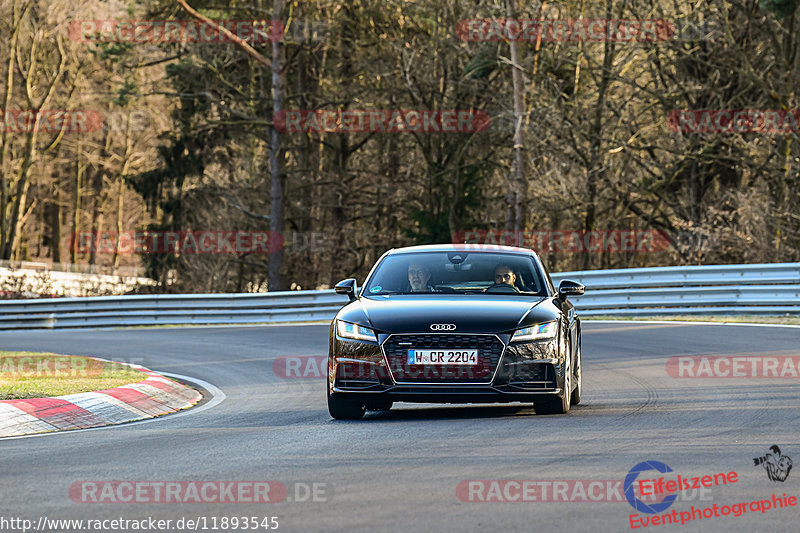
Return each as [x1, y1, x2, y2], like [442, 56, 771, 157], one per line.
[328, 329, 566, 404]
[330, 386, 564, 405]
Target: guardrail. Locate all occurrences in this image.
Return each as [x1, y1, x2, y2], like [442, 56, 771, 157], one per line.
[550, 263, 800, 316]
[0, 262, 797, 329]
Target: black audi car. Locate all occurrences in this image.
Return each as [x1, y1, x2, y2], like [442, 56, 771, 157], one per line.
[327, 244, 585, 419]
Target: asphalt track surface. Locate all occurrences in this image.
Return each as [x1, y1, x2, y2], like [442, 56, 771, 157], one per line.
[1, 322, 799, 533]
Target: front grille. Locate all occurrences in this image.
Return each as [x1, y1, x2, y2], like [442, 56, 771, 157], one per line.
[382, 334, 504, 383]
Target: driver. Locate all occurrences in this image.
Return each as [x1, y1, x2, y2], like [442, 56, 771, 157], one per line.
[408, 262, 435, 292]
[493, 264, 517, 287]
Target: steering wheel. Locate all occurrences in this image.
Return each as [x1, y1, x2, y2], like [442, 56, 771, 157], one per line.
[484, 282, 520, 293]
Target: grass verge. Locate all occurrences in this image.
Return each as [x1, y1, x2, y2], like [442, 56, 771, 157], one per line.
[0, 351, 145, 400]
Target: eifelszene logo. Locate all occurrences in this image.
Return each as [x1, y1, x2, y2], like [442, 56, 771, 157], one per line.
[754, 446, 793, 482]
[625, 461, 678, 514]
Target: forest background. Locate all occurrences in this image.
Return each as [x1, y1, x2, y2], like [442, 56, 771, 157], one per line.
[1, 0, 798, 293]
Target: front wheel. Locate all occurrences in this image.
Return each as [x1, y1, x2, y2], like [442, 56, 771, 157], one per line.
[327, 391, 366, 420]
[534, 347, 571, 415]
[571, 343, 582, 406]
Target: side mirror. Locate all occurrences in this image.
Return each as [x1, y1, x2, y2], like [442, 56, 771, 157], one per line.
[334, 278, 358, 301]
[558, 279, 585, 299]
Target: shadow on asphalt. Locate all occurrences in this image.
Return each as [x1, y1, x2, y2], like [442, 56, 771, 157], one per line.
[360, 404, 538, 421]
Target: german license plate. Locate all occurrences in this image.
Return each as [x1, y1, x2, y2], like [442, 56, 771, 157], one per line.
[407, 349, 478, 365]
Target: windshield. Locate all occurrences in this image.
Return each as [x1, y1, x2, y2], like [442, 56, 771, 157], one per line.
[362, 252, 548, 296]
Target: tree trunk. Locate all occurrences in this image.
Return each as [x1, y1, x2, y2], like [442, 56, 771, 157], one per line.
[0, 20, 18, 256]
[268, 0, 287, 290]
[506, 0, 527, 233]
[51, 181, 62, 264]
[112, 176, 124, 272]
[5, 130, 37, 260]
[582, 0, 615, 270]
[70, 145, 83, 264]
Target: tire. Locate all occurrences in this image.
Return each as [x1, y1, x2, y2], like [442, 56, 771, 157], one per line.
[571, 342, 582, 406]
[534, 344, 571, 415]
[328, 391, 366, 420]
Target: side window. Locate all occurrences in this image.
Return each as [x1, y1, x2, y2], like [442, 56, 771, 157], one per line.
[536, 257, 555, 295]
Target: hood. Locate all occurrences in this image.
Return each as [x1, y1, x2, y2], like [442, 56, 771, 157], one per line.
[337, 294, 554, 334]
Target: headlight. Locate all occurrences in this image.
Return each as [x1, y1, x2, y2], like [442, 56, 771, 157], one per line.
[336, 320, 378, 342]
[511, 321, 557, 342]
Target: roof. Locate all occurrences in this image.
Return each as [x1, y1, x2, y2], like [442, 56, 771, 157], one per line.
[386, 243, 538, 256]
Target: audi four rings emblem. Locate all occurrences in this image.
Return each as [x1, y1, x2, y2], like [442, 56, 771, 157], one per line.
[430, 324, 456, 331]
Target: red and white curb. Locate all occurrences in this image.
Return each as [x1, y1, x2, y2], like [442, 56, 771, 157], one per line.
[0, 359, 202, 437]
